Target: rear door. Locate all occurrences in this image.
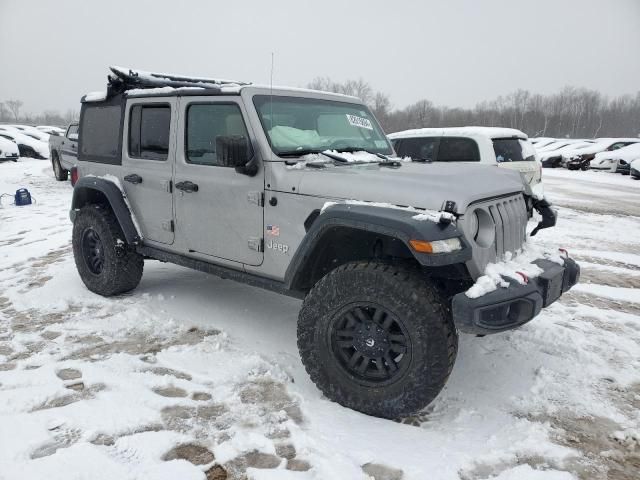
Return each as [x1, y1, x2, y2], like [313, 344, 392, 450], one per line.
[121, 98, 176, 245]
[173, 97, 264, 266]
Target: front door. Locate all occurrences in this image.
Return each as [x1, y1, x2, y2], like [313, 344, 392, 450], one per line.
[121, 98, 176, 245]
[173, 97, 264, 266]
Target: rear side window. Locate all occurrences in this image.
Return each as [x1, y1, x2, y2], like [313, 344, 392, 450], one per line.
[186, 103, 252, 166]
[395, 137, 438, 161]
[80, 105, 122, 160]
[67, 125, 79, 137]
[128, 105, 171, 160]
[437, 137, 480, 162]
[493, 138, 535, 162]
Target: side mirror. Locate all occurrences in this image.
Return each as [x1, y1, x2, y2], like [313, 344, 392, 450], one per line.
[216, 135, 257, 176]
[68, 133, 79, 141]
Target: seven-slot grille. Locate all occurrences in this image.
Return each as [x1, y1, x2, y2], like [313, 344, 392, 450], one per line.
[461, 193, 529, 278]
[488, 195, 528, 259]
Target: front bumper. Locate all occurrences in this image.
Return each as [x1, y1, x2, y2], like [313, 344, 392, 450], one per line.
[451, 257, 580, 335]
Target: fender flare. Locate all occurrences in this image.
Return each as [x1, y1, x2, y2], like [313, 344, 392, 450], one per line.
[284, 203, 472, 291]
[69, 176, 141, 244]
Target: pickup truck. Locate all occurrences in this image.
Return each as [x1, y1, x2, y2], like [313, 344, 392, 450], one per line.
[49, 123, 79, 181]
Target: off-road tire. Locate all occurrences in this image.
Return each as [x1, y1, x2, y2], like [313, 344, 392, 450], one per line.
[72, 205, 144, 296]
[298, 261, 458, 418]
[52, 153, 68, 181]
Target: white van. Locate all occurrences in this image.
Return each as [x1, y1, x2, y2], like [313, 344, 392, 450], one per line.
[388, 127, 542, 188]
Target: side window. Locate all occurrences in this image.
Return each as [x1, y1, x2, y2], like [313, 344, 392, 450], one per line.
[395, 137, 438, 161]
[128, 104, 171, 160]
[437, 137, 480, 162]
[81, 105, 122, 160]
[608, 142, 627, 151]
[67, 125, 79, 137]
[186, 103, 252, 166]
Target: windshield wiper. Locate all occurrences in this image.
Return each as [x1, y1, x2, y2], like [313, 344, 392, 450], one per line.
[279, 149, 350, 164]
[333, 147, 389, 160]
[333, 147, 401, 167]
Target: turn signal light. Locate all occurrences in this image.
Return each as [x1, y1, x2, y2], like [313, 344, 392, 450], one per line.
[409, 238, 462, 254]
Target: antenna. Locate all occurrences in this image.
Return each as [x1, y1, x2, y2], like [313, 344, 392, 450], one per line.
[270, 52, 274, 161]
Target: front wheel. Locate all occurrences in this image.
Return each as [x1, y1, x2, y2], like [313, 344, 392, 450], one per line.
[298, 262, 458, 418]
[72, 205, 144, 296]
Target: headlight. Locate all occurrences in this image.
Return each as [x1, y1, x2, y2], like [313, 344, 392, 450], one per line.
[472, 208, 495, 248]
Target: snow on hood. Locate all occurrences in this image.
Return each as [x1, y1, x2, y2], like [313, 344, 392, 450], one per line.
[538, 142, 593, 160]
[295, 154, 525, 214]
[563, 139, 640, 159]
[466, 242, 565, 298]
[0, 129, 48, 157]
[594, 142, 640, 162]
[321, 199, 455, 223]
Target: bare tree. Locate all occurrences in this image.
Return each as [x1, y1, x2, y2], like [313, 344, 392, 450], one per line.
[5, 99, 23, 122]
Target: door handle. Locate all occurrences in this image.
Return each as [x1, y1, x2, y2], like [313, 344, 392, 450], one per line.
[175, 181, 199, 193]
[124, 173, 143, 184]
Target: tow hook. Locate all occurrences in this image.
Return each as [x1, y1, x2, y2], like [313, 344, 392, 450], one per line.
[558, 248, 569, 258]
[515, 271, 529, 284]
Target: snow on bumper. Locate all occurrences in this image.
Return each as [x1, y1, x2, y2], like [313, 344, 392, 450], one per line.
[451, 257, 580, 334]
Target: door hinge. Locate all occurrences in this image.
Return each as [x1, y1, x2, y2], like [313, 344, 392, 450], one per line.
[248, 237, 263, 252]
[162, 220, 174, 232]
[248, 191, 264, 207]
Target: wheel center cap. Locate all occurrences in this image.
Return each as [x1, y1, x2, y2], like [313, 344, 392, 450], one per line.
[365, 338, 375, 347]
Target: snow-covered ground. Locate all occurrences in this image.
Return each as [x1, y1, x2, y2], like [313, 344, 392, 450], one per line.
[0, 162, 638, 480]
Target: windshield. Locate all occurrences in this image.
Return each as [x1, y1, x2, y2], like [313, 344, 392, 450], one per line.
[253, 95, 393, 156]
[493, 138, 536, 162]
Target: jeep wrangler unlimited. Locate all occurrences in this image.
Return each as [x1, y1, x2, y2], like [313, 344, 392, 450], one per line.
[70, 67, 579, 418]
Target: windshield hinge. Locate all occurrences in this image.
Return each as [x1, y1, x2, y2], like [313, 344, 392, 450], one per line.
[248, 191, 264, 207]
[248, 237, 263, 252]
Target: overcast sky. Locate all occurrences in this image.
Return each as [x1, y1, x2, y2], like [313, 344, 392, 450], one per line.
[1, 0, 639, 114]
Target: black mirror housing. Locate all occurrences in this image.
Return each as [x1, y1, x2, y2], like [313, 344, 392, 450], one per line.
[216, 135, 257, 175]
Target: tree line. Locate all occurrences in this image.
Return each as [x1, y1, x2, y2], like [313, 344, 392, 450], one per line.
[3, 81, 639, 139]
[0, 100, 78, 126]
[308, 77, 640, 138]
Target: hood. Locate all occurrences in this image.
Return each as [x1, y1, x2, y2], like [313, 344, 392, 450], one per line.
[296, 160, 525, 214]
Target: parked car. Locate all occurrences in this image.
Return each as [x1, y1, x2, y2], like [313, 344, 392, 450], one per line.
[37, 125, 66, 136]
[49, 123, 79, 181]
[535, 139, 587, 154]
[563, 138, 640, 170]
[387, 127, 542, 189]
[2, 124, 50, 143]
[590, 142, 640, 173]
[0, 129, 49, 159]
[630, 158, 640, 179]
[0, 136, 20, 162]
[69, 66, 578, 419]
[539, 141, 594, 168]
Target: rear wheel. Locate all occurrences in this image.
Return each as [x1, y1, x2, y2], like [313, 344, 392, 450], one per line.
[298, 261, 458, 418]
[72, 205, 144, 296]
[52, 153, 68, 181]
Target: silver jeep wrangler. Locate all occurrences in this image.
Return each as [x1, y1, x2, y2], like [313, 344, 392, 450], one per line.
[70, 67, 579, 418]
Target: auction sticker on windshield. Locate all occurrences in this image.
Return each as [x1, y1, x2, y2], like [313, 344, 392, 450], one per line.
[346, 114, 373, 130]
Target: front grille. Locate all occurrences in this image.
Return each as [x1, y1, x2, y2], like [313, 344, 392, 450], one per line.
[460, 194, 528, 278]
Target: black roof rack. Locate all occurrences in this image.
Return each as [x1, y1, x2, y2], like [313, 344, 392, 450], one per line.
[106, 66, 250, 97]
